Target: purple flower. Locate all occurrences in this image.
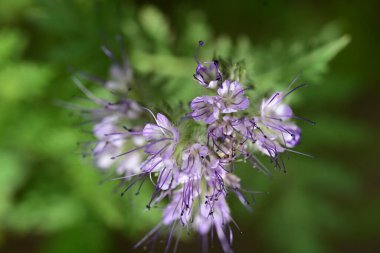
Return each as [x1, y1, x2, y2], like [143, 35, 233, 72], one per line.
[116, 152, 144, 175]
[160, 151, 236, 252]
[260, 92, 293, 122]
[255, 133, 285, 158]
[259, 92, 301, 147]
[92, 116, 123, 169]
[162, 190, 194, 226]
[206, 117, 239, 162]
[282, 124, 301, 148]
[193, 40, 222, 89]
[194, 195, 233, 253]
[104, 112, 180, 203]
[178, 144, 208, 183]
[191, 96, 222, 124]
[105, 60, 133, 93]
[92, 116, 146, 177]
[143, 113, 179, 159]
[217, 80, 250, 113]
[74, 78, 142, 122]
[142, 156, 177, 191]
[194, 61, 222, 89]
[93, 140, 120, 169]
[74, 70, 149, 178]
[104, 99, 142, 119]
[119, 113, 179, 194]
[162, 144, 208, 227]
[75, 41, 311, 253]
[164, 144, 208, 227]
[233, 117, 257, 142]
[93, 116, 122, 143]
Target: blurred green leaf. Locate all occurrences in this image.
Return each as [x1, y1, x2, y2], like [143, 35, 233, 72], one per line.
[0, 151, 25, 219]
[0, 30, 26, 65]
[0, 0, 35, 22]
[139, 5, 171, 50]
[0, 63, 53, 101]
[6, 193, 85, 233]
[41, 223, 110, 253]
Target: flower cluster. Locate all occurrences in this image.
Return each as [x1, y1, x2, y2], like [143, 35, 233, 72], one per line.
[76, 41, 310, 253]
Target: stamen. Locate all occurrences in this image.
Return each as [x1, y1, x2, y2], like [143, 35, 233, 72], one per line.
[267, 92, 280, 105]
[164, 220, 179, 253]
[194, 40, 205, 64]
[78, 71, 107, 87]
[249, 154, 272, 177]
[101, 45, 117, 63]
[231, 87, 252, 99]
[283, 83, 308, 98]
[285, 148, 314, 158]
[133, 222, 163, 249]
[120, 156, 163, 196]
[111, 138, 172, 159]
[142, 107, 158, 123]
[73, 77, 106, 106]
[291, 115, 316, 125]
[173, 227, 183, 253]
[286, 73, 300, 90]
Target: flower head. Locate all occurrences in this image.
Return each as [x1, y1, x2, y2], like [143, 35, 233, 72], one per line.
[75, 41, 311, 253]
[101, 46, 133, 94]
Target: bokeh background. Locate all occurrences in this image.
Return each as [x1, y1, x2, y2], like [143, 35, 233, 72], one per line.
[0, 0, 379, 252]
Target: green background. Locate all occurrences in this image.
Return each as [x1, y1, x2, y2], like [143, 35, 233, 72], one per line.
[0, 0, 379, 252]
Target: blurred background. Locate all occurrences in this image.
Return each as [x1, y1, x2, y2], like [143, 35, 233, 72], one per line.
[0, 0, 379, 252]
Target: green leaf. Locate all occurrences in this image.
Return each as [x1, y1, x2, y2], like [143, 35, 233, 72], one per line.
[6, 193, 85, 233]
[0, 63, 53, 102]
[0, 151, 25, 220]
[139, 5, 171, 50]
[0, 29, 26, 66]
